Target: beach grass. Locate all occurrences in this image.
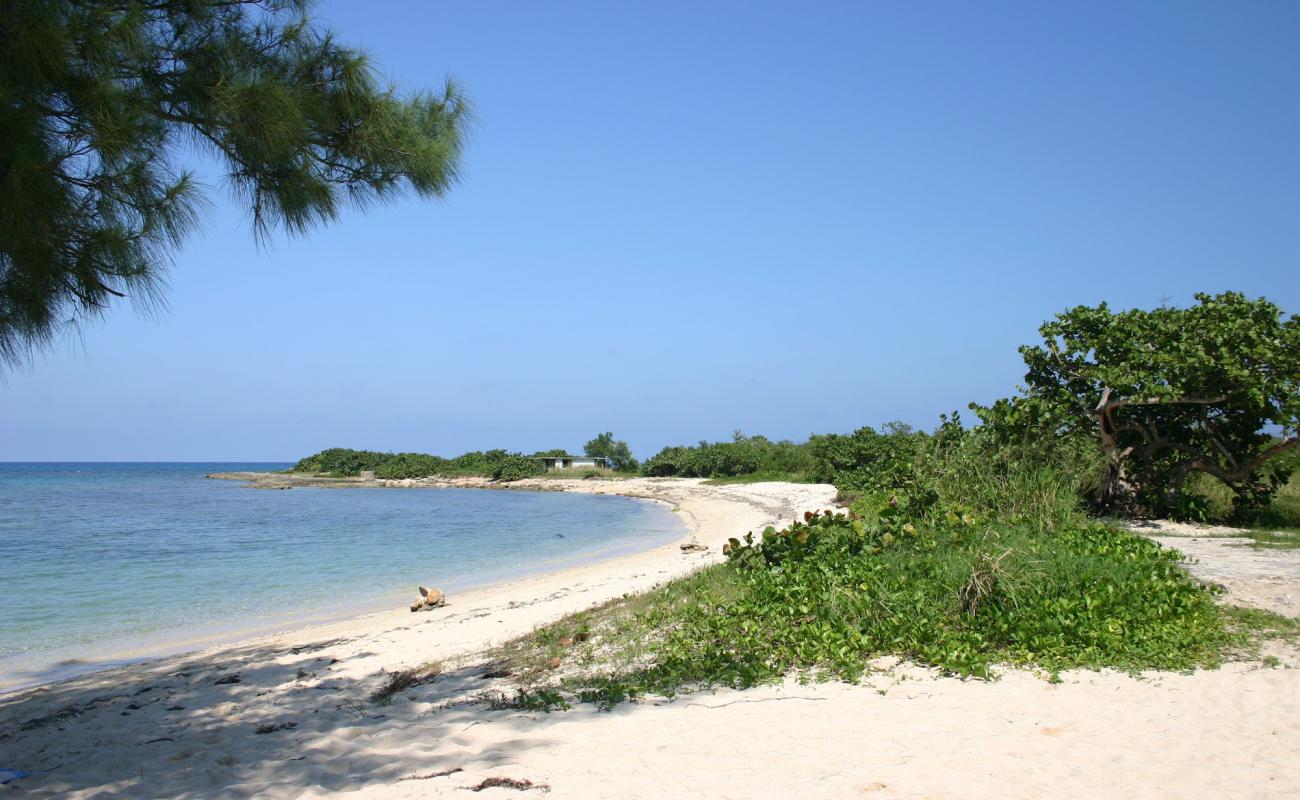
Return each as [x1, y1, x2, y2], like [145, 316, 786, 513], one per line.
[1187, 471, 1300, 534]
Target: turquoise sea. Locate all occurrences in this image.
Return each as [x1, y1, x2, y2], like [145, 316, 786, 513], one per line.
[0, 463, 684, 691]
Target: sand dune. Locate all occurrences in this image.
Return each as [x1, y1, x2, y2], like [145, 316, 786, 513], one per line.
[1, 478, 1297, 799]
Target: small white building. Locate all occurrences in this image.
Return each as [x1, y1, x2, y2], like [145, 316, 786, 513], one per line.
[535, 455, 612, 472]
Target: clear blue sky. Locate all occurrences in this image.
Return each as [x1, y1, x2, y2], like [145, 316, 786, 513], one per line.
[3, 0, 1298, 461]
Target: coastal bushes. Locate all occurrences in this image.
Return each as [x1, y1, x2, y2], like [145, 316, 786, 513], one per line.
[495, 474, 1238, 706]
[490, 456, 544, 482]
[641, 432, 818, 480]
[490, 428, 1259, 708]
[638, 425, 929, 490]
[292, 448, 395, 476]
[291, 447, 544, 481]
[807, 422, 925, 495]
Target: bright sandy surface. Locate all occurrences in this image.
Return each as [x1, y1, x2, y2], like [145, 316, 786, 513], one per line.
[1, 478, 1297, 799]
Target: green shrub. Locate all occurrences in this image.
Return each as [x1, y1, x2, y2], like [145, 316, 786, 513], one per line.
[292, 447, 392, 476]
[374, 452, 451, 479]
[504, 505, 1232, 705]
[807, 423, 922, 493]
[641, 432, 816, 479]
[491, 455, 544, 482]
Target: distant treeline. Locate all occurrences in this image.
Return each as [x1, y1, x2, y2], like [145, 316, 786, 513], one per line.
[640, 424, 919, 492]
[292, 423, 929, 496]
[293, 448, 546, 482]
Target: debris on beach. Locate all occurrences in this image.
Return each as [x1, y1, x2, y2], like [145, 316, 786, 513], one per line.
[410, 586, 447, 612]
[680, 542, 709, 553]
[470, 776, 548, 792]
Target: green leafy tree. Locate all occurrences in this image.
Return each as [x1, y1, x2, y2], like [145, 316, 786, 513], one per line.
[807, 424, 922, 494]
[584, 431, 637, 471]
[996, 292, 1299, 518]
[0, 0, 470, 365]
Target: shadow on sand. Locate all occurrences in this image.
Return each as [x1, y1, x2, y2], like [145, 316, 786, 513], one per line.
[0, 636, 593, 797]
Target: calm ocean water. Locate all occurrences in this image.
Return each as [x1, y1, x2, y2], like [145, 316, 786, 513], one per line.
[0, 463, 684, 691]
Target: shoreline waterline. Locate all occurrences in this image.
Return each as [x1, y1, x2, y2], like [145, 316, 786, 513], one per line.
[0, 470, 690, 695]
[0, 500, 684, 694]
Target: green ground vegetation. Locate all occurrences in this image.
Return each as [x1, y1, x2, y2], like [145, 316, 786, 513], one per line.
[489, 429, 1268, 710]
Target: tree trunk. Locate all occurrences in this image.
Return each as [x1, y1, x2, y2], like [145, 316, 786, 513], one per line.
[1092, 387, 1136, 511]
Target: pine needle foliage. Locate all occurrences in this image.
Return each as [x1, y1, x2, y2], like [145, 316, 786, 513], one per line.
[0, 0, 471, 365]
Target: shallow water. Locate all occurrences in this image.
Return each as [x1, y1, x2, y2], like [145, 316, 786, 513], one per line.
[0, 463, 683, 690]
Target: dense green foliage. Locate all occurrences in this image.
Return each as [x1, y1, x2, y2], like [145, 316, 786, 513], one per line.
[499, 432, 1236, 707]
[0, 0, 469, 366]
[640, 424, 933, 491]
[979, 292, 1299, 521]
[807, 422, 924, 495]
[583, 432, 638, 472]
[642, 432, 818, 480]
[292, 447, 541, 481]
[490, 455, 545, 482]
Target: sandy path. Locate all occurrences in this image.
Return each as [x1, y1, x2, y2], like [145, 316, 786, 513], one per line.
[2, 480, 1297, 799]
[1128, 519, 1300, 618]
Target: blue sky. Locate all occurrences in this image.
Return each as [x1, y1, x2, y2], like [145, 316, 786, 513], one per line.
[3, 0, 1298, 461]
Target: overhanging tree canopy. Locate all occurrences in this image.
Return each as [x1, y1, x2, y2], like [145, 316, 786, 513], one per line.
[0, 0, 470, 365]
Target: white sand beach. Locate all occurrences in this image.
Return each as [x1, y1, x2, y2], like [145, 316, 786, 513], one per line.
[1, 478, 1297, 799]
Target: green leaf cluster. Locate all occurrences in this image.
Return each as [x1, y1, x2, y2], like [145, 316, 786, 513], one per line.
[987, 292, 1300, 519]
[806, 422, 924, 494]
[1, 0, 470, 365]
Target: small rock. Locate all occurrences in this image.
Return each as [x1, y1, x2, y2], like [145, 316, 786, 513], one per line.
[214, 674, 241, 685]
[545, 657, 562, 670]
